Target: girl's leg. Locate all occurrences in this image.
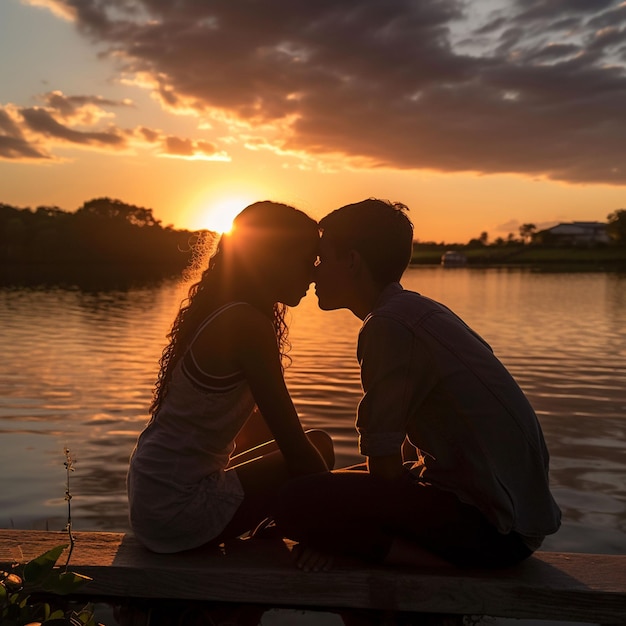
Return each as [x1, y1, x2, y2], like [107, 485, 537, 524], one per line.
[216, 429, 335, 542]
[214, 448, 291, 542]
[231, 406, 334, 469]
[228, 428, 334, 470]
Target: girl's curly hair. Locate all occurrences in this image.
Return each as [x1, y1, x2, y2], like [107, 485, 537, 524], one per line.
[150, 201, 318, 416]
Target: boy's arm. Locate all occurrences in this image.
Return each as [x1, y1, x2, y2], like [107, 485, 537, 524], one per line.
[357, 316, 435, 460]
[357, 315, 436, 479]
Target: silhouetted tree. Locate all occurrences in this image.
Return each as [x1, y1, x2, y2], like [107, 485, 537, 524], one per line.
[468, 231, 489, 247]
[77, 197, 161, 227]
[0, 199, 201, 283]
[607, 209, 626, 246]
[519, 223, 536, 245]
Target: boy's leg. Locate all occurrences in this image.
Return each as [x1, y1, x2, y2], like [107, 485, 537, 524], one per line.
[273, 469, 403, 562]
[273, 470, 531, 568]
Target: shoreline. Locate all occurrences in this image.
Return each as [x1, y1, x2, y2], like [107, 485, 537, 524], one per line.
[411, 244, 626, 270]
[1, 249, 625, 290]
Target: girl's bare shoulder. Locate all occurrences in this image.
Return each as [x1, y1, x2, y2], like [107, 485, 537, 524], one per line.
[194, 302, 275, 353]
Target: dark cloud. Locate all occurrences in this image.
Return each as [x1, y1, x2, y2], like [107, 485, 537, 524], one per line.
[29, 0, 626, 182]
[0, 108, 49, 160]
[42, 91, 133, 121]
[514, 0, 617, 22]
[0, 92, 220, 162]
[526, 43, 580, 63]
[0, 135, 49, 160]
[138, 126, 159, 142]
[162, 135, 219, 157]
[21, 107, 125, 147]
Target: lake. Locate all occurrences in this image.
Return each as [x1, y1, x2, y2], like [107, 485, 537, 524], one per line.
[1, 266, 625, 557]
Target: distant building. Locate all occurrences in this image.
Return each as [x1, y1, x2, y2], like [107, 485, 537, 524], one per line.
[538, 222, 610, 246]
[441, 250, 468, 266]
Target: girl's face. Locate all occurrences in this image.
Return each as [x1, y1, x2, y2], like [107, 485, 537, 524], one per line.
[269, 236, 319, 307]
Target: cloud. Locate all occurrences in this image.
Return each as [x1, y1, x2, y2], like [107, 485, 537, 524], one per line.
[161, 135, 228, 161]
[0, 93, 131, 160]
[496, 217, 562, 235]
[0, 134, 49, 160]
[21, 107, 125, 147]
[0, 107, 50, 160]
[495, 219, 521, 234]
[0, 91, 229, 162]
[42, 91, 133, 124]
[26, 0, 626, 184]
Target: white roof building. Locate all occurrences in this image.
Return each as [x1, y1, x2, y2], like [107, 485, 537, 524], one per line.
[544, 222, 610, 245]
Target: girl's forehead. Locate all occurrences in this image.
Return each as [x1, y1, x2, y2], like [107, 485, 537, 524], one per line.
[319, 236, 337, 256]
[283, 234, 318, 256]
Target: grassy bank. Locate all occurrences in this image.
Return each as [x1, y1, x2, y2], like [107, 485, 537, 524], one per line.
[411, 244, 626, 269]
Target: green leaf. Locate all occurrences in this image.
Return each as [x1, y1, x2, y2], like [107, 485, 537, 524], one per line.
[42, 571, 92, 595]
[23, 546, 68, 584]
[70, 606, 97, 626]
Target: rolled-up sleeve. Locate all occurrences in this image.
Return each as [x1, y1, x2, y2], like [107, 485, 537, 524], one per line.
[356, 316, 415, 457]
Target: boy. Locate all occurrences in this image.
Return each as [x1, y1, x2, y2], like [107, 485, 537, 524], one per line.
[274, 198, 561, 570]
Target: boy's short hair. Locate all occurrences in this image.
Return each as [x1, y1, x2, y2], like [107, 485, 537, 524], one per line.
[319, 198, 414, 285]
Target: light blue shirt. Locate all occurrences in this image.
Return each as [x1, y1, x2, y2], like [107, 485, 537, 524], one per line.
[356, 282, 561, 545]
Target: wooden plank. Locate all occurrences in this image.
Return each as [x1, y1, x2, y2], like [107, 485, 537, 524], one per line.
[1, 530, 625, 624]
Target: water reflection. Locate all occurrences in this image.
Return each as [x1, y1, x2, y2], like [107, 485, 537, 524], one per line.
[0, 268, 625, 554]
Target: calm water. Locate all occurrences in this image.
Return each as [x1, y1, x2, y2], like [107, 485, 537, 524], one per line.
[1, 267, 625, 555]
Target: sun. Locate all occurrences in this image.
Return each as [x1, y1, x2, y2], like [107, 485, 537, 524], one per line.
[200, 196, 254, 234]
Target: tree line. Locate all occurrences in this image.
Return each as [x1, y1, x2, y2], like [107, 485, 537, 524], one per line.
[0, 197, 215, 284]
[461, 209, 626, 249]
[2, 199, 625, 283]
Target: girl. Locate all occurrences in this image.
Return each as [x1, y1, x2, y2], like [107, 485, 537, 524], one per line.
[127, 201, 333, 553]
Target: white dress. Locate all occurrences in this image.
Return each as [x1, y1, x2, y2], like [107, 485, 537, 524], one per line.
[127, 302, 256, 553]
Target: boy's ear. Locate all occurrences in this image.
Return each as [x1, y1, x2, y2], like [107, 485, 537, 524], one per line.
[348, 249, 361, 271]
[348, 249, 372, 280]
[349, 249, 377, 285]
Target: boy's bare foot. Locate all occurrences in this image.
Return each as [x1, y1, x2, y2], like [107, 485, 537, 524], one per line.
[292, 542, 335, 572]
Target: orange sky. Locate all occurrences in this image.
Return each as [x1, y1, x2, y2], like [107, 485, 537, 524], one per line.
[1, 0, 625, 243]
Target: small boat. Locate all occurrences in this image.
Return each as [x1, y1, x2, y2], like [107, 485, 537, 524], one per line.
[441, 250, 468, 267]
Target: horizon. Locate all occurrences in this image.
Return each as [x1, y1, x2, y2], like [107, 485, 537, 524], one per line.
[2, 196, 616, 247]
[1, 1, 625, 242]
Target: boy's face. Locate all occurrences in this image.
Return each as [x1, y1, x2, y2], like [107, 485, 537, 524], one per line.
[314, 236, 352, 311]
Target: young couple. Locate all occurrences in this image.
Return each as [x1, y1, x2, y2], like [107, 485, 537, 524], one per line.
[127, 199, 561, 571]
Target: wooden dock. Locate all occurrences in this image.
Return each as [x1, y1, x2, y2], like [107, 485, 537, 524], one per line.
[1, 529, 625, 624]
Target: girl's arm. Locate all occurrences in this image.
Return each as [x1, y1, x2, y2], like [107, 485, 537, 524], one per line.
[233, 307, 328, 476]
[233, 406, 273, 453]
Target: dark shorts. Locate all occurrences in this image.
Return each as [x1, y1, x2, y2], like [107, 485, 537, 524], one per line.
[273, 469, 532, 568]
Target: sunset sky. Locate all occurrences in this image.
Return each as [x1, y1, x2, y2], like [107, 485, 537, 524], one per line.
[1, 0, 625, 242]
